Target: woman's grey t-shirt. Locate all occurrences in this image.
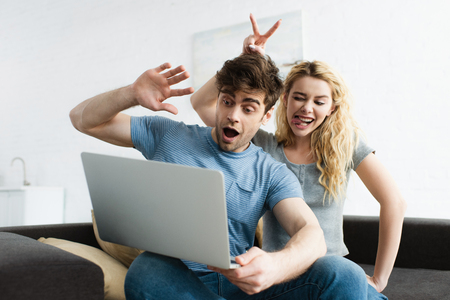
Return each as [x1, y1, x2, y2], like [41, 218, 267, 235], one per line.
[252, 129, 374, 256]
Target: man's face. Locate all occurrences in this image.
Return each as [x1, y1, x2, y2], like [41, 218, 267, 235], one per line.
[211, 88, 273, 153]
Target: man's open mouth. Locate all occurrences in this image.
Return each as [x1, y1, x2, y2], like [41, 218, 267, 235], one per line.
[223, 127, 239, 138]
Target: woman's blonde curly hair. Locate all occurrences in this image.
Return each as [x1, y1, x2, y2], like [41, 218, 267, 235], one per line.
[275, 60, 361, 203]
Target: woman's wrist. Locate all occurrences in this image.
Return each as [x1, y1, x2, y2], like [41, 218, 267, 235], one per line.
[370, 273, 388, 292]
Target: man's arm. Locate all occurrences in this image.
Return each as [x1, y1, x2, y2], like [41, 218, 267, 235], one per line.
[270, 197, 327, 279]
[209, 197, 326, 295]
[70, 63, 194, 146]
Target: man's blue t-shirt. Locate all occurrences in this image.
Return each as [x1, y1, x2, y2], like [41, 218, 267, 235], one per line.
[131, 116, 303, 271]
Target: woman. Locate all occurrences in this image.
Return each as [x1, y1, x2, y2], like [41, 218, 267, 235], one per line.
[191, 14, 406, 293]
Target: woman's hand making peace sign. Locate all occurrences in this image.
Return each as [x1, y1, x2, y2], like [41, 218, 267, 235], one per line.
[242, 13, 282, 56]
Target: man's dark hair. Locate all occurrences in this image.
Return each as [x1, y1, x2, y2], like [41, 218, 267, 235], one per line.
[215, 54, 283, 113]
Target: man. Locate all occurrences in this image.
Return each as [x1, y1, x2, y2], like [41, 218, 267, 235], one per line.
[70, 54, 367, 299]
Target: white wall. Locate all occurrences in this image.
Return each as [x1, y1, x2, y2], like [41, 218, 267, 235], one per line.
[1, 0, 449, 223]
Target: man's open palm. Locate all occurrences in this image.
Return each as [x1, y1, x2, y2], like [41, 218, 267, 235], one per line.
[132, 63, 194, 115]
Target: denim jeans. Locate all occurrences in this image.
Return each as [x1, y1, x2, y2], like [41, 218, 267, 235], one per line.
[125, 252, 387, 300]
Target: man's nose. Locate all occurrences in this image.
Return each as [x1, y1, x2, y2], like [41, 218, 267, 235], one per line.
[227, 108, 240, 123]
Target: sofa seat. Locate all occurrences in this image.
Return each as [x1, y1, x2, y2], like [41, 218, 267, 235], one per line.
[359, 264, 450, 300]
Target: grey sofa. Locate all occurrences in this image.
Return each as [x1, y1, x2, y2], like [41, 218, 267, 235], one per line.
[0, 222, 104, 300]
[1, 216, 450, 300]
[344, 216, 450, 299]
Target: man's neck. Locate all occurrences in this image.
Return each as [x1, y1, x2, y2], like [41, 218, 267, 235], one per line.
[210, 127, 251, 153]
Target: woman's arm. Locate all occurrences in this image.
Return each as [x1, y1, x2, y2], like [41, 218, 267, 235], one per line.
[355, 153, 407, 292]
[190, 75, 218, 127]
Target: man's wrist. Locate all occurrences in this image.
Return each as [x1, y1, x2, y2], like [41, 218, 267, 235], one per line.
[120, 84, 139, 108]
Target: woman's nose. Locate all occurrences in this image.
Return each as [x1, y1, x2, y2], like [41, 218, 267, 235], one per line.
[301, 101, 313, 113]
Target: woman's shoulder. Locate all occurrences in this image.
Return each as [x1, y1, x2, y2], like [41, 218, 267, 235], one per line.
[352, 134, 375, 170]
[252, 129, 279, 151]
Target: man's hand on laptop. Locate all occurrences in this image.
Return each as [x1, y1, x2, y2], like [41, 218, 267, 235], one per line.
[207, 247, 283, 295]
[129, 62, 194, 115]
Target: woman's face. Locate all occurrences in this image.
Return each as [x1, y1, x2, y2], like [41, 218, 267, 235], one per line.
[284, 76, 335, 139]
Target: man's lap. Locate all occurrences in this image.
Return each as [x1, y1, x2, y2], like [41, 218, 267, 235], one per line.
[125, 252, 387, 300]
[197, 256, 383, 300]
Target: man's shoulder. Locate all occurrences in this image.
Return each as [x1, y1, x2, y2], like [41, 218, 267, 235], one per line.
[132, 115, 206, 131]
[252, 144, 290, 174]
[250, 144, 303, 206]
[131, 115, 178, 126]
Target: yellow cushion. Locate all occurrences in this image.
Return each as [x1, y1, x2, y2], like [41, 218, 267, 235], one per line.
[38, 237, 127, 300]
[91, 210, 144, 268]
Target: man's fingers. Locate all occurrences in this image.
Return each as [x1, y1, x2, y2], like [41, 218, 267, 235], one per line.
[236, 247, 261, 266]
[223, 266, 266, 295]
[249, 13, 260, 36]
[170, 87, 194, 97]
[226, 278, 260, 295]
[154, 62, 172, 74]
[166, 70, 190, 86]
[157, 102, 179, 115]
[163, 65, 187, 79]
[263, 19, 281, 38]
[141, 99, 178, 115]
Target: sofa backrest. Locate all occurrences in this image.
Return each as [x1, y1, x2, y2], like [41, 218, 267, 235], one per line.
[0, 223, 100, 249]
[344, 215, 450, 270]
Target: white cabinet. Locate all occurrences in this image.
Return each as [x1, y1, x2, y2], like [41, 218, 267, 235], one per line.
[0, 187, 64, 226]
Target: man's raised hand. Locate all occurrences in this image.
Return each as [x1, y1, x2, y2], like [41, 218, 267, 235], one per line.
[130, 63, 194, 115]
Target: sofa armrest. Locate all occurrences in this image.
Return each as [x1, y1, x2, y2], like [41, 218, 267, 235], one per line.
[343, 215, 450, 270]
[0, 222, 100, 249]
[0, 232, 104, 300]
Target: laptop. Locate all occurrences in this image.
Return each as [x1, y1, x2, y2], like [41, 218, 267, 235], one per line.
[81, 152, 240, 269]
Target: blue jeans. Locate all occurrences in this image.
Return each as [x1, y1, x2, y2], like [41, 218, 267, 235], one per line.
[125, 252, 387, 299]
